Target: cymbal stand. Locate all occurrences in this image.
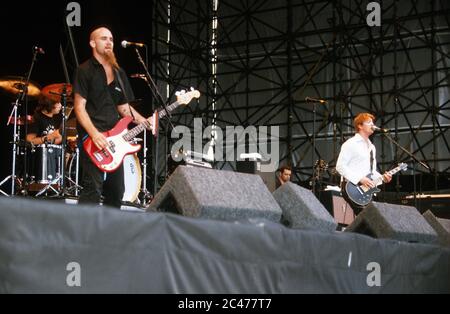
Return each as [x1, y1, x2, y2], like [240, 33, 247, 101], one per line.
[0, 98, 22, 196]
[0, 47, 40, 196]
[64, 146, 82, 197]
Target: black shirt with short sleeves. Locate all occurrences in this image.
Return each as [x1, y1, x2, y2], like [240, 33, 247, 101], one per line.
[73, 57, 135, 139]
[28, 111, 62, 137]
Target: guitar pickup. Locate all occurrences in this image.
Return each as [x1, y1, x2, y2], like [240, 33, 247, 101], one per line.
[356, 186, 365, 195]
[101, 149, 110, 158]
[94, 151, 104, 162]
[108, 141, 116, 153]
[94, 148, 111, 162]
[360, 185, 369, 193]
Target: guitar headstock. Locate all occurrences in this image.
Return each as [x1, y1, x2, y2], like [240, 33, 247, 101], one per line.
[398, 162, 408, 171]
[175, 88, 201, 105]
[314, 159, 329, 171]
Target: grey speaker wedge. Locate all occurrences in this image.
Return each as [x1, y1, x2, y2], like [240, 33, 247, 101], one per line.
[423, 210, 450, 247]
[272, 182, 337, 232]
[345, 202, 439, 244]
[148, 166, 282, 222]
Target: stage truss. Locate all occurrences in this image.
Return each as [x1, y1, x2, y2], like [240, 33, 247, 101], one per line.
[150, 0, 450, 193]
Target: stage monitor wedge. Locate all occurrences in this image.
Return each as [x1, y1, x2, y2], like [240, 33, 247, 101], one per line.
[148, 166, 282, 223]
[345, 202, 439, 244]
[273, 182, 337, 232]
[423, 210, 450, 247]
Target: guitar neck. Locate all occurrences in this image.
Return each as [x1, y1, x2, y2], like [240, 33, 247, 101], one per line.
[123, 123, 146, 142]
[123, 100, 179, 142]
[374, 166, 402, 186]
[158, 101, 180, 119]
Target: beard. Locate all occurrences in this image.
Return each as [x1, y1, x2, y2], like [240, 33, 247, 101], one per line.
[105, 49, 120, 69]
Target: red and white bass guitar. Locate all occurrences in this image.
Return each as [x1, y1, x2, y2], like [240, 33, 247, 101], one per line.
[83, 89, 200, 172]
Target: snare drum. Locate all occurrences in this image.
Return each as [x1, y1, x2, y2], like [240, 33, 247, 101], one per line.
[122, 154, 142, 202]
[30, 144, 62, 184]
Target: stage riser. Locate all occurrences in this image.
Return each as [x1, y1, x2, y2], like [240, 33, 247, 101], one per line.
[0, 197, 449, 293]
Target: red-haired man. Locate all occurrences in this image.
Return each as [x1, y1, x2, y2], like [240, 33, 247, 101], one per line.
[336, 113, 392, 214]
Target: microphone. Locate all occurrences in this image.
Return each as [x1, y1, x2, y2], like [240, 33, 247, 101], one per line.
[33, 46, 45, 54]
[130, 73, 146, 79]
[305, 96, 327, 104]
[121, 40, 145, 48]
[371, 125, 389, 133]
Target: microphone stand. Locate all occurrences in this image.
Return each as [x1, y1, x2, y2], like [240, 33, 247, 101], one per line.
[59, 44, 73, 197]
[36, 45, 72, 197]
[32, 16, 82, 198]
[312, 101, 317, 195]
[306, 98, 324, 196]
[133, 47, 175, 130]
[133, 47, 175, 197]
[381, 132, 431, 208]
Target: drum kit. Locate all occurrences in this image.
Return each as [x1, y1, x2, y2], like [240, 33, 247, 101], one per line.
[0, 77, 79, 197]
[0, 75, 144, 203]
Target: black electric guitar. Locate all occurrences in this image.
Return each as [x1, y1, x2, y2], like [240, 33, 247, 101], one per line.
[344, 163, 407, 206]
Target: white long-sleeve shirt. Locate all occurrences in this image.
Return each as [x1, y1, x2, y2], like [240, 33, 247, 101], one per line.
[336, 133, 382, 185]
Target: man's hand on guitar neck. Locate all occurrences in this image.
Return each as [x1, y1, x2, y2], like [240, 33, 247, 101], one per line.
[134, 116, 152, 131]
[359, 173, 392, 189]
[382, 173, 392, 183]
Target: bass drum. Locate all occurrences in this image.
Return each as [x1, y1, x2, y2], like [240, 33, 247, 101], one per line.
[122, 154, 142, 203]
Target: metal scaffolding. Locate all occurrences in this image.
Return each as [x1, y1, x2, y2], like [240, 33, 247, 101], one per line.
[151, 0, 450, 193]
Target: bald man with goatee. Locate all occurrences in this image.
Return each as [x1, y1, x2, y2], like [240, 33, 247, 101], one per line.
[73, 27, 151, 208]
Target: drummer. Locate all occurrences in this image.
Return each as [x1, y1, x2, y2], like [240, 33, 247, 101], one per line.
[26, 95, 63, 145]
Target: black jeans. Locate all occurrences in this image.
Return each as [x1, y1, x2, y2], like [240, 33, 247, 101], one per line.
[79, 148, 124, 208]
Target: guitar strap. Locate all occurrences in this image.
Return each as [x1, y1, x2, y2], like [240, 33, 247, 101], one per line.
[114, 67, 135, 121]
[370, 149, 374, 175]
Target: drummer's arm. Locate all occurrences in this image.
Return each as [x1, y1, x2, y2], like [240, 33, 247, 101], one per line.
[47, 130, 62, 145]
[26, 133, 46, 146]
[74, 93, 108, 150]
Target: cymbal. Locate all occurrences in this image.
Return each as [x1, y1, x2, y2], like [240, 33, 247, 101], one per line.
[41, 83, 73, 102]
[7, 115, 33, 126]
[0, 76, 41, 99]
